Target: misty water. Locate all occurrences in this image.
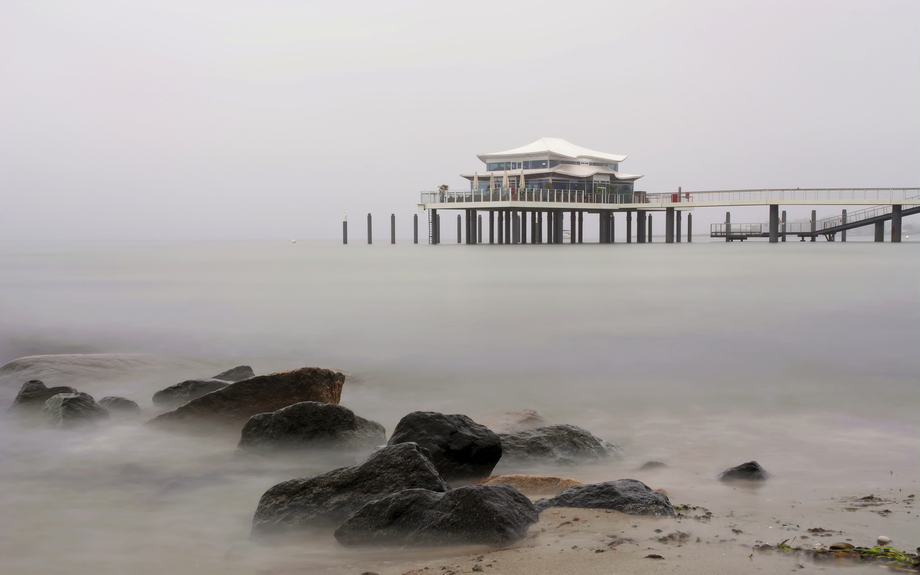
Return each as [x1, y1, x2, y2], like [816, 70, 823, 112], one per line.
[1, 239, 918, 574]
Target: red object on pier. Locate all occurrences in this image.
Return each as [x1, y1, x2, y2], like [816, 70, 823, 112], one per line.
[671, 193, 679, 203]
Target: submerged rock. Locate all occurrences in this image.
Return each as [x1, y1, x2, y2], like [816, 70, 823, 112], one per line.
[334, 484, 539, 548]
[98, 396, 141, 414]
[718, 461, 770, 481]
[152, 379, 230, 409]
[638, 461, 668, 470]
[212, 365, 255, 382]
[535, 478, 675, 516]
[8, 380, 79, 413]
[42, 393, 109, 427]
[482, 409, 550, 433]
[498, 424, 623, 467]
[474, 474, 584, 496]
[238, 401, 385, 453]
[148, 367, 344, 430]
[387, 411, 502, 483]
[250, 442, 449, 537]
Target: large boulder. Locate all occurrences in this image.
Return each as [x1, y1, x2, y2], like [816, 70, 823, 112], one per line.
[98, 396, 141, 415]
[212, 365, 255, 382]
[498, 424, 623, 467]
[387, 411, 502, 483]
[719, 461, 770, 481]
[42, 393, 109, 428]
[8, 380, 79, 413]
[238, 401, 385, 453]
[474, 474, 584, 497]
[152, 379, 229, 409]
[250, 442, 449, 538]
[534, 479, 675, 516]
[148, 367, 344, 430]
[334, 484, 539, 548]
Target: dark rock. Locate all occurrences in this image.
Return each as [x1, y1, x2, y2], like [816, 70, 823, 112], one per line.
[718, 461, 770, 481]
[148, 367, 344, 430]
[212, 365, 255, 382]
[250, 442, 449, 537]
[98, 396, 141, 414]
[483, 409, 550, 433]
[497, 424, 623, 467]
[42, 393, 109, 427]
[8, 380, 79, 413]
[639, 461, 668, 470]
[534, 479, 675, 516]
[334, 484, 538, 548]
[152, 379, 230, 409]
[238, 401, 385, 453]
[387, 411, 502, 483]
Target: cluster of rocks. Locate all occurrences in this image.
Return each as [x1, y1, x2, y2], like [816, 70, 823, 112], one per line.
[7, 379, 139, 427]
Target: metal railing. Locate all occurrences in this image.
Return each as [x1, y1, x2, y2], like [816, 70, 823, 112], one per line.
[422, 188, 920, 206]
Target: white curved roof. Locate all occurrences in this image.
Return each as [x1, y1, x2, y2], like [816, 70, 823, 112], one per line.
[477, 137, 627, 164]
[462, 164, 642, 181]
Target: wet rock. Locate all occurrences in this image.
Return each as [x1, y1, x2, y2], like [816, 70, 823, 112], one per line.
[535, 478, 676, 516]
[387, 411, 502, 483]
[639, 461, 668, 470]
[8, 380, 79, 413]
[148, 367, 344, 430]
[152, 379, 230, 409]
[238, 401, 385, 453]
[830, 542, 855, 550]
[334, 484, 538, 548]
[482, 409, 550, 433]
[98, 396, 141, 414]
[878, 536, 892, 545]
[212, 365, 255, 382]
[474, 474, 584, 496]
[250, 442, 449, 537]
[42, 392, 109, 427]
[497, 424, 623, 467]
[718, 461, 770, 481]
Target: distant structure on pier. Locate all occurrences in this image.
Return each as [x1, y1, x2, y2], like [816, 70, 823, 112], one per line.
[463, 137, 643, 200]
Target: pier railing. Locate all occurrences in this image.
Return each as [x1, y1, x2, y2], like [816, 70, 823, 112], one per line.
[422, 188, 920, 206]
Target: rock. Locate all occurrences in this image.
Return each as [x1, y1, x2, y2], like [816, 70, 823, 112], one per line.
[482, 409, 550, 433]
[718, 461, 770, 481]
[42, 393, 109, 427]
[497, 424, 623, 467]
[148, 367, 344, 430]
[387, 411, 502, 484]
[334, 484, 539, 548]
[8, 380, 79, 413]
[212, 365, 255, 382]
[250, 442, 449, 537]
[639, 461, 668, 470]
[877, 536, 891, 545]
[474, 474, 584, 496]
[830, 542, 855, 550]
[238, 401, 385, 453]
[98, 396, 141, 414]
[534, 479, 676, 516]
[152, 379, 230, 409]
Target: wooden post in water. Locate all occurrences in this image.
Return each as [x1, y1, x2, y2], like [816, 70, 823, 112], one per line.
[781, 211, 787, 242]
[810, 210, 816, 242]
[457, 214, 461, 244]
[725, 212, 731, 242]
[367, 213, 372, 244]
[413, 214, 418, 244]
[343, 213, 348, 245]
[648, 214, 653, 242]
[391, 214, 395, 244]
[687, 213, 692, 242]
[841, 209, 847, 242]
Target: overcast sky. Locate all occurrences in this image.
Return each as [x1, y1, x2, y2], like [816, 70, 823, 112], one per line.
[1, 0, 918, 240]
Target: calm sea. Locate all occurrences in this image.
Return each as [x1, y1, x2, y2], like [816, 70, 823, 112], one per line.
[1, 239, 918, 574]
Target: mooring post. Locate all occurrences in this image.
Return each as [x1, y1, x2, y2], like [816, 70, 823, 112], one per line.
[431, 209, 438, 244]
[637, 210, 645, 244]
[781, 210, 787, 242]
[676, 211, 682, 243]
[521, 210, 527, 244]
[478, 214, 482, 244]
[687, 213, 692, 242]
[810, 210, 817, 242]
[457, 214, 461, 244]
[891, 205, 902, 243]
[391, 214, 395, 244]
[598, 211, 606, 243]
[570, 211, 576, 244]
[875, 221, 885, 242]
[367, 213, 372, 244]
[626, 211, 632, 243]
[489, 210, 494, 244]
[725, 212, 731, 242]
[769, 204, 779, 243]
[648, 214, 653, 242]
[505, 209, 512, 243]
[665, 207, 675, 243]
[610, 211, 615, 244]
[343, 213, 348, 245]
[578, 211, 584, 243]
[497, 210, 504, 244]
[841, 209, 847, 242]
[413, 214, 418, 244]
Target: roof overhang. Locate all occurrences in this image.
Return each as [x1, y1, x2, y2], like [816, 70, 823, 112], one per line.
[462, 165, 643, 182]
[477, 137, 628, 164]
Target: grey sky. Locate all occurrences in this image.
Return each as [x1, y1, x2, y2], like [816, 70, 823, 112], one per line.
[1, 0, 918, 240]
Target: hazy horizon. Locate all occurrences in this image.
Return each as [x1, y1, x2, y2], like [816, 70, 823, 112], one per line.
[2, 0, 918, 241]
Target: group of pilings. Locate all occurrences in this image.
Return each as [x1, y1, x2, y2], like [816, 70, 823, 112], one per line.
[426, 208, 693, 244]
[757, 205, 905, 243]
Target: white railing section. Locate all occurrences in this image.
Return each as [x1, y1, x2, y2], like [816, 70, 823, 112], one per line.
[422, 188, 920, 206]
